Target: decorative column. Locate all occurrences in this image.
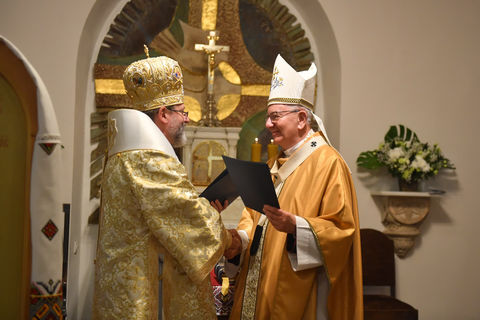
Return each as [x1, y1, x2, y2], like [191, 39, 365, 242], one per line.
[371, 191, 434, 258]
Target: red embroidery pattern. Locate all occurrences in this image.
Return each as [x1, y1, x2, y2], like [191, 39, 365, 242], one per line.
[41, 220, 58, 241]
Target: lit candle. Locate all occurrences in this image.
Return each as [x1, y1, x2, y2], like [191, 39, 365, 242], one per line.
[267, 139, 278, 159]
[251, 137, 261, 162]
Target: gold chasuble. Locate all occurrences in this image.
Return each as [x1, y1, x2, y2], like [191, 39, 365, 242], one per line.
[93, 109, 228, 320]
[230, 132, 363, 320]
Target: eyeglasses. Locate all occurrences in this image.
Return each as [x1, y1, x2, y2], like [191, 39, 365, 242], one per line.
[264, 109, 299, 123]
[167, 107, 189, 118]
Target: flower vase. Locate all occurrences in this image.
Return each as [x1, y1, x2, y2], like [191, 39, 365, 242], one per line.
[398, 179, 419, 192]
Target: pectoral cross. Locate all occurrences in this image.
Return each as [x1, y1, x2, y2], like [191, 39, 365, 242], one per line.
[195, 30, 230, 126]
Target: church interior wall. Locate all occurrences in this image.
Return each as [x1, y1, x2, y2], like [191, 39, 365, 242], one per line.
[1, 0, 479, 318]
[283, 0, 342, 151]
[1, 0, 97, 318]
[320, 1, 480, 318]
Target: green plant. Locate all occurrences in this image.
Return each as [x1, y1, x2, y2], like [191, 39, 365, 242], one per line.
[357, 125, 455, 183]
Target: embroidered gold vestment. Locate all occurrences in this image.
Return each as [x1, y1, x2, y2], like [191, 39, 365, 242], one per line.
[230, 133, 363, 319]
[93, 149, 228, 319]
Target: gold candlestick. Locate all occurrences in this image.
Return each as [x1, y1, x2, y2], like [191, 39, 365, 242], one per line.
[267, 139, 278, 160]
[251, 137, 261, 162]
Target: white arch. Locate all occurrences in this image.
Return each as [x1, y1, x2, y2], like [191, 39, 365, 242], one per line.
[282, 0, 342, 148]
[68, 1, 340, 317]
[69, 1, 129, 318]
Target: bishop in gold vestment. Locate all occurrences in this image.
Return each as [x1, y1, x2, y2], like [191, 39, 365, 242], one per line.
[230, 132, 363, 319]
[93, 55, 230, 319]
[226, 55, 362, 319]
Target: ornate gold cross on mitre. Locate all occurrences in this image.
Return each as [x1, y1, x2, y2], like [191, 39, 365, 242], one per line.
[194, 30, 230, 127]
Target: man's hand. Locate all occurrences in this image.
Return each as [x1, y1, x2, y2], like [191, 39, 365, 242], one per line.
[263, 204, 296, 234]
[224, 229, 242, 259]
[211, 199, 229, 213]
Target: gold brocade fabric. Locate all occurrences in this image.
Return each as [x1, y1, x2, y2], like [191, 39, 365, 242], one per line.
[93, 150, 227, 320]
[231, 133, 363, 320]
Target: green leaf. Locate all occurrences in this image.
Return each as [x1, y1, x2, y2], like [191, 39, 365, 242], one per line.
[356, 151, 383, 169]
[384, 124, 419, 143]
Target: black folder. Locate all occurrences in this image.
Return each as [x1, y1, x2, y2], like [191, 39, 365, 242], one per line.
[199, 168, 239, 205]
[200, 156, 279, 213]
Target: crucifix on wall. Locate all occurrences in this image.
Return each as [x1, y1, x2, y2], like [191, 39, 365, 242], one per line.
[194, 30, 229, 127]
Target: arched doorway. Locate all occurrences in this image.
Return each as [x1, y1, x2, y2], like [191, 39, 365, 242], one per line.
[69, 0, 340, 316]
[0, 37, 64, 320]
[0, 38, 38, 320]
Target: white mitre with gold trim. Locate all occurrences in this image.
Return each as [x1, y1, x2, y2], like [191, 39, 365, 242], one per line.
[268, 54, 332, 146]
[268, 54, 316, 110]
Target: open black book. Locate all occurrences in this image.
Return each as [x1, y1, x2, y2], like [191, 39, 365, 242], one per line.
[199, 156, 279, 213]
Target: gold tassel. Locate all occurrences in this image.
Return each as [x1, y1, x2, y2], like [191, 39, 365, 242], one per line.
[221, 276, 229, 296]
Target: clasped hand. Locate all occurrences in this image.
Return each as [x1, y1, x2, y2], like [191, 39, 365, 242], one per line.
[224, 229, 243, 259]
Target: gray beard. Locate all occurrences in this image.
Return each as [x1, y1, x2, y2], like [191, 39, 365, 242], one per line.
[172, 124, 187, 148]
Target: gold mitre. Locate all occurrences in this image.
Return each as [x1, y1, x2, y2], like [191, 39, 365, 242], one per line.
[268, 54, 316, 110]
[123, 54, 184, 111]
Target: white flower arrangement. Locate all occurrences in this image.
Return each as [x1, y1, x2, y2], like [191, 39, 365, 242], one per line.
[357, 125, 455, 184]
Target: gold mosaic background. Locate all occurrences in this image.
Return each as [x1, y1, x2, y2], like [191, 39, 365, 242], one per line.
[90, 0, 315, 209]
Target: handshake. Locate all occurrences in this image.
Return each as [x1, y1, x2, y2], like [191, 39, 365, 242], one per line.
[209, 200, 242, 260]
[225, 229, 242, 260]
